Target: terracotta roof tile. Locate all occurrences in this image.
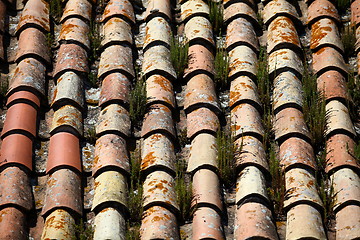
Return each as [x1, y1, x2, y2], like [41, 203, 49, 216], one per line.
[140, 206, 179, 239]
[59, 18, 90, 51]
[41, 169, 82, 217]
[143, 17, 172, 51]
[224, 2, 260, 34]
[192, 207, 224, 239]
[96, 104, 131, 137]
[317, 70, 349, 102]
[46, 132, 81, 173]
[307, 0, 340, 26]
[0, 1, 5, 34]
[51, 71, 84, 110]
[235, 202, 278, 240]
[187, 133, 218, 174]
[100, 17, 133, 50]
[229, 76, 261, 110]
[93, 134, 130, 177]
[92, 170, 128, 213]
[312, 46, 347, 77]
[6, 90, 40, 108]
[101, 0, 135, 25]
[310, 18, 343, 54]
[144, 0, 172, 22]
[184, 16, 215, 47]
[50, 104, 83, 136]
[335, 205, 360, 239]
[351, 0, 360, 27]
[15, 0, 49, 35]
[99, 72, 130, 108]
[186, 107, 219, 139]
[223, 0, 257, 10]
[263, 0, 301, 27]
[60, 0, 92, 23]
[228, 45, 258, 81]
[325, 100, 356, 138]
[41, 209, 76, 239]
[0, 207, 27, 239]
[184, 44, 215, 81]
[180, 0, 209, 23]
[93, 208, 126, 239]
[146, 74, 176, 109]
[268, 48, 303, 79]
[0, 134, 33, 170]
[141, 133, 176, 174]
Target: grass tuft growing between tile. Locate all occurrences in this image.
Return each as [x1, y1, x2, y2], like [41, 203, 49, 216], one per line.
[128, 149, 143, 224]
[216, 129, 235, 188]
[49, 0, 62, 23]
[88, 19, 103, 63]
[214, 43, 229, 91]
[85, 126, 97, 144]
[302, 62, 327, 151]
[334, 0, 351, 13]
[341, 24, 356, 60]
[130, 76, 147, 128]
[170, 35, 189, 79]
[347, 71, 360, 121]
[126, 223, 141, 240]
[209, 0, 224, 35]
[267, 141, 285, 218]
[175, 155, 193, 223]
[72, 219, 94, 240]
[87, 71, 98, 88]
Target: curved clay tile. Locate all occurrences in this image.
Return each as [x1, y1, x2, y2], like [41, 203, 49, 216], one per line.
[307, 0, 340, 27]
[146, 74, 175, 109]
[96, 104, 131, 137]
[192, 169, 222, 212]
[310, 18, 343, 54]
[140, 206, 179, 240]
[279, 137, 317, 171]
[234, 136, 269, 173]
[7, 90, 41, 108]
[192, 207, 224, 240]
[229, 76, 261, 110]
[223, 0, 257, 10]
[268, 48, 303, 79]
[267, 16, 302, 56]
[235, 202, 278, 240]
[325, 100, 356, 138]
[325, 134, 360, 173]
[331, 168, 360, 212]
[53, 43, 89, 80]
[50, 104, 83, 136]
[143, 17, 172, 51]
[92, 170, 128, 213]
[223, 2, 260, 34]
[0, 1, 5, 34]
[8, 58, 46, 97]
[286, 204, 326, 239]
[15, 0, 50, 35]
[225, 17, 259, 53]
[141, 133, 176, 174]
[0, 207, 27, 239]
[263, 0, 301, 27]
[141, 104, 175, 140]
[274, 107, 311, 143]
[15, 27, 50, 65]
[101, 17, 133, 51]
[101, 0, 135, 25]
[93, 208, 126, 239]
[183, 45, 215, 81]
[273, 71, 303, 112]
[184, 74, 220, 113]
[184, 16, 215, 47]
[99, 72, 131, 108]
[142, 171, 179, 214]
[0, 34, 4, 62]
[41, 169, 82, 217]
[231, 103, 264, 140]
[93, 134, 130, 177]
[60, 0, 92, 23]
[144, 0, 171, 22]
[1, 102, 37, 138]
[236, 166, 268, 204]
[180, 0, 209, 23]
[41, 209, 76, 239]
[283, 168, 323, 210]
[0, 166, 33, 211]
[0, 134, 33, 170]
[142, 45, 176, 81]
[335, 205, 360, 239]
[97, 44, 134, 81]
[187, 133, 218, 174]
[351, 0, 360, 27]
[317, 70, 349, 102]
[312, 47, 347, 77]
[59, 18, 90, 51]
[46, 132, 81, 173]
[228, 45, 258, 81]
[51, 71, 84, 110]
[186, 107, 219, 139]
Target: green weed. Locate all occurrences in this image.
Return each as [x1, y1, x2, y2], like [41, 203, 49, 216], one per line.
[126, 223, 141, 240]
[209, 0, 224, 35]
[334, 0, 351, 13]
[175, 156, 193, 222]
[88, 72, 98, 88]
[72, 219, 94, 240]
[216, 129, 235, 188]
[347, 71, 360, 121]
[341, 25, 356, 60]
[85, 126, 97, 144]
[129, 76, 147, 128]
[49, 0, 62, 23]
[128, 150, 143, 223]
[170, 35, 189, 78]
[88, 20, 103, 62]
[214, 43, 229, 91]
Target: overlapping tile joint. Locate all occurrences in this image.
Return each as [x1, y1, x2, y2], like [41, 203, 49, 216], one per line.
[0, 0, 359, 239]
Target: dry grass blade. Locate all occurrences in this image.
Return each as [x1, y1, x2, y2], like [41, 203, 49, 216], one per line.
[216, 129, 235, 188]
[130, 76, 147, 128]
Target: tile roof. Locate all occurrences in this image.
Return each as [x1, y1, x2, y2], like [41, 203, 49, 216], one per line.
[0, 0, 359, 238]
